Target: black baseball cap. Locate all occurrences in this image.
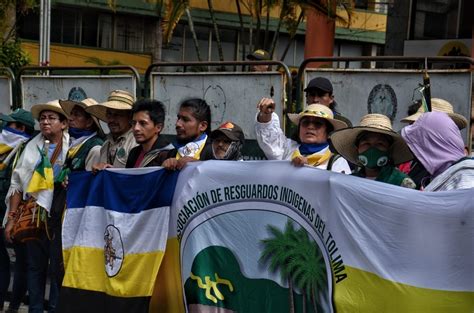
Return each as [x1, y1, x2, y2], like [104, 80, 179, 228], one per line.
[211, 122, 245, 144]
[304, 77, 333, 93]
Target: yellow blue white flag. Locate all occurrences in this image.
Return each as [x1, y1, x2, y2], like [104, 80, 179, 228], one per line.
[60, 167, 179, 313]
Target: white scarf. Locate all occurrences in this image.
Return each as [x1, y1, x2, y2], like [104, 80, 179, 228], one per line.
[68, 132, 97, 158]
[0, 128, 30, 168]
[5, 132, 69, 216]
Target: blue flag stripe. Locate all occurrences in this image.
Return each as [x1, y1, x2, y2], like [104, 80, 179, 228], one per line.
[67, 169, 179, 213]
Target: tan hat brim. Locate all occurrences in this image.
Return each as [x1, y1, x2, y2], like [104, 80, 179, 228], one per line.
[400, 112, 422, 124]
[85, 101, 132, 122]
[59, 100, 103, 132]
[329, 126, 413, 165]
[31, 104, 67, 120]
[401, 112, 467, 129]
[288, 113, 347, 131]
[447, 113, 468, 129]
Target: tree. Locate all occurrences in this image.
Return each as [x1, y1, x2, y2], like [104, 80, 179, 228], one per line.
[287, 228, 327, 313]
[161, 0, 203, 61]
[1, 0, 37, 42]
[207, 0, 224, 62]
[0, 40, 30, 73]
[260, 220, 301, 313]
[0, 1, 36, 73]
[237, 0, 353, 62]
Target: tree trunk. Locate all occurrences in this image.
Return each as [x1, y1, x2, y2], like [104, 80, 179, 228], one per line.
[2, 2, 16, 43]
[263, 2, 270, 49]
[279, 11, 304, 61]
[311, 288, 318, 313]
[302, 291, 307, 313]
[248, 1, 254, 52]
[151, 20, 163, 63]
[235, 0, 245, 61]
[288, 277, 295, 313]
[151, 0, 163, 64]
[185, 7, 203, 61]
[269, 0, 286, 58]
[255, 0, 262, 48]
[207, 0, 224, 62]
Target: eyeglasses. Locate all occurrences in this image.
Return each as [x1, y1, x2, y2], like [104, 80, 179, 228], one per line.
[39, 116, 59, 123]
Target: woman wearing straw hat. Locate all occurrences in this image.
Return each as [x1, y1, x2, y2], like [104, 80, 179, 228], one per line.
[402, 111, 474, 191]
[4, 100, 69, 313]
[255, 97, 351, 173]
[59, 98, 104, 172]
[329, 113, 416, 188]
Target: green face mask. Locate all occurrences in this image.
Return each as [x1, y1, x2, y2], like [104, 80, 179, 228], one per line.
[357, 147, 390, 169]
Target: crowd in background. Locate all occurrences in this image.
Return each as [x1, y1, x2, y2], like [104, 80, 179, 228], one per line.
[0, 71, 473, 312]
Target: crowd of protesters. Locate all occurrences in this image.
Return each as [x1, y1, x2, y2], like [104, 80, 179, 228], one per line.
[0, 72, 473, 312]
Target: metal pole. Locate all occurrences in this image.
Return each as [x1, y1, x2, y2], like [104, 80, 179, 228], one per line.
[39, 0, 44, 65]
[46, 0, 51, 66]
[39, 0, 51, 67]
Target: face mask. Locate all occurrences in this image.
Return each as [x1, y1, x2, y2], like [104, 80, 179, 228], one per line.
[357, 147, 390, 169]
[212, 141, 240, 160]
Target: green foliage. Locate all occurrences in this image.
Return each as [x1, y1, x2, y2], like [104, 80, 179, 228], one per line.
[161, 0, 188, 45]
[0, 40, 30, 74]
[260, 220, 327, 313]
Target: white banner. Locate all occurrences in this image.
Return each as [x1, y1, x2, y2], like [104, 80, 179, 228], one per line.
[153, 160, 474, 313]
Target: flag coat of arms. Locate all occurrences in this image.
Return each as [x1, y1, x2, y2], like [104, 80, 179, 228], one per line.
[60, 168, 179, 313]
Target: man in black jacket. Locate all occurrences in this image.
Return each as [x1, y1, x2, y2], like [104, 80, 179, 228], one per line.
[126, 99, 173, 168]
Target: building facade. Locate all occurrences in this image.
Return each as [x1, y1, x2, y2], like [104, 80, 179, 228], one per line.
[17, 0, 388, 73]
[385, 0, 472, 58]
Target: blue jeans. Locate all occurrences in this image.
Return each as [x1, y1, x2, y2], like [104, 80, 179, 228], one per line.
[25, 233, 60, 313]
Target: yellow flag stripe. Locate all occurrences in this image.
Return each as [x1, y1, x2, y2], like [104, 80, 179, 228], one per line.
[63, 247, 165, 298]
[26, 167, 54, 193]
[150, 237, 185, 313]
[0, 143, 13, 154]
[335, 266, 473, 313]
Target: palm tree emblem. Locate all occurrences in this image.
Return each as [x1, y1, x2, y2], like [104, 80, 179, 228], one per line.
[260, 220, 328, 313]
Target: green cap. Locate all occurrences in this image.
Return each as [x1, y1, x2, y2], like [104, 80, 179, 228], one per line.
[0, 109, 35, 131]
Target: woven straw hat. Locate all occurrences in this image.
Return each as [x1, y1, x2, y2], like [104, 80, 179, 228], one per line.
[329, 113, 413, 165]
[31, 100, 67, 120]
[400, 98, 467, 129]
[288, 103, 347, 131]
[59, 98, 103, 131]
[85, 90, 135, 121]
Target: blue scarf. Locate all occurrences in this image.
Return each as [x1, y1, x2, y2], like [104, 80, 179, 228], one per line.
[3, 126, 30, 138]
[69, 127, 95, 139]
[298, 142, 329, 155]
